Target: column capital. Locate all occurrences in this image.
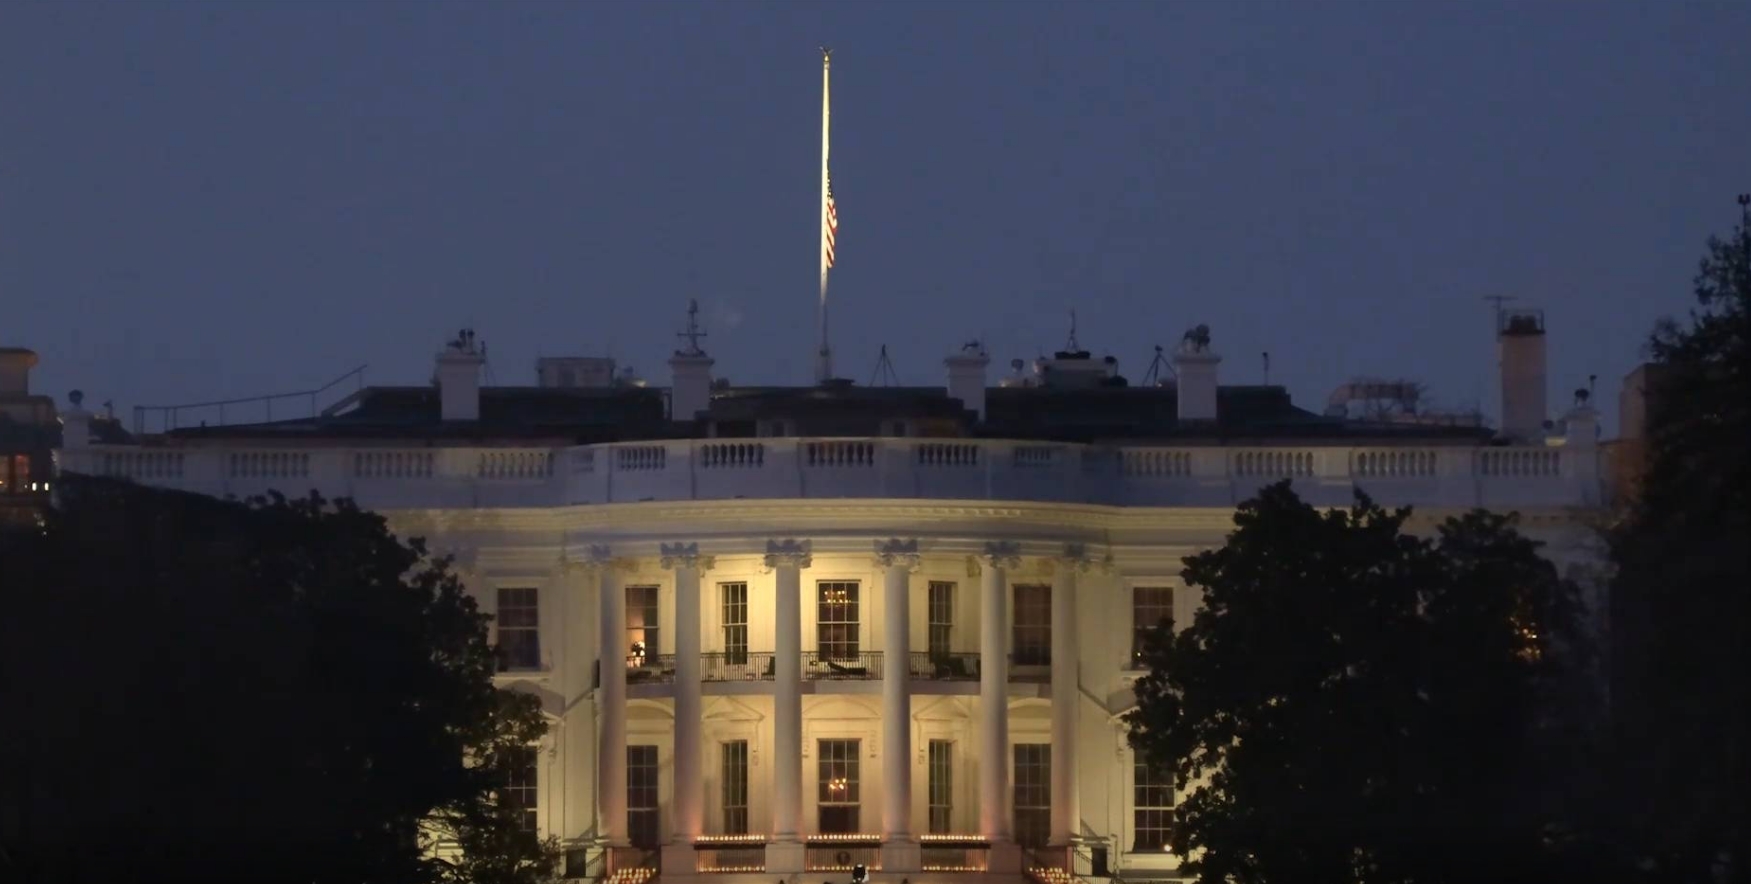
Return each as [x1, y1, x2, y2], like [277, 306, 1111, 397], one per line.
[562, 544, 637, 576]
[658, 541, 716, 573]
[1052, 542, 1114, 574]
[977, 540, 1022, 571]
[873, 537, 922, 572]
[763, 538, 813, 571]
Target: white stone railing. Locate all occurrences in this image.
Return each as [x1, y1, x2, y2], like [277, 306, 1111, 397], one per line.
[58, 437, 1602, 510]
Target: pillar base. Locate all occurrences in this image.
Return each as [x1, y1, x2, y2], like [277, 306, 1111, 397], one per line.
[880, 839, 922, 873]
[765, 840, 806, 874]
[987, 841, 1023, 874]
[661, 843, 698, 876]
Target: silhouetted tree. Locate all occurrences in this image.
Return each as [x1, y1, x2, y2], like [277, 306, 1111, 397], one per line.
[0, 476, 557, 884]
[1126, 482, 1581, 884]
[1610, 198, 1751, 883]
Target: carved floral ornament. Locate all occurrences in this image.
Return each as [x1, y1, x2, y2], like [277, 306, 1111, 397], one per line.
[872, 537, 921, 572]
[762, 538, 813, 572]
[658, 541, 716, 573]
[556, 543, 636, 576]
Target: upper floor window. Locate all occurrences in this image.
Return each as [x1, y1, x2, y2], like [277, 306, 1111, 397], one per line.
[1132, 586, 1175, 666]
[1012, 584, 1051, 666]
[928, 581, 955, 658]
[627, 585, 659, 666]
[496, 587, 540, 671]
[817, 581, 860, 660]
[1, 454, 28, 494]
[720, 582, 749, 664]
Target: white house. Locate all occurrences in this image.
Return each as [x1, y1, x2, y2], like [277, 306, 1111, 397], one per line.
[54, 309, 1604, 884]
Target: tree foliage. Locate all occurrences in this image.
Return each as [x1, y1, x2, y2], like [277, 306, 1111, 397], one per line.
[1126, 481, 1580, 884]
[0, 475, 557, 884]
[1609, 201, 1751, 881]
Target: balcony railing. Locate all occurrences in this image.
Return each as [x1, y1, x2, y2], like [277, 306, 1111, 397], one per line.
[910, 651, 981, 681]
[804, 651, 881, 680]
[700, 651, 775, 682]
[62, 436, 1604, 512]
[626, 654, 676, 684]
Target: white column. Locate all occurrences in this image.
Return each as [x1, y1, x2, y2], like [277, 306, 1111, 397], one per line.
[877, 539, 921, 872]
[660, 543, 712, 870]
[765, 539, 811, 874]
[591, 545, 628, 847]
[979, 542, 1020, 846]
[1050, 546, 1085, 848]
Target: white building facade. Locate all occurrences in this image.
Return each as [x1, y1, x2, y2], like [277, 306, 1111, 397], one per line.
[54, 317, 1604, 884]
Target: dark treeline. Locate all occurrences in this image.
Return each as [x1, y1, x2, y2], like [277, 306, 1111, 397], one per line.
[0, 479, 557, 884]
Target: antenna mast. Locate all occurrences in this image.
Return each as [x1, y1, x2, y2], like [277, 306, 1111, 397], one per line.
[870, 344, 899, 386]
[678, 298, 708, 356]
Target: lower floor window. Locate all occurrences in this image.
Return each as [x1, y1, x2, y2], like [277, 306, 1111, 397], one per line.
[817, 739, 861, 834]
[928, 740, 954, 834]
[1133, 755, 1175, 851]
[722, 740, 749, 835]
[1013, 743, 1050, 848]
[506, 746, 538, 832]
[628, 745, 660, 848]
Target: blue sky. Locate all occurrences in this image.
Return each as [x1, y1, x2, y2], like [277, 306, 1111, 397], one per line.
[4, 0, 1747, 433]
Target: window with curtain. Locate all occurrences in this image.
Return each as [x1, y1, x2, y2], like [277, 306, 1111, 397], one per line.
[928, 739, 954, 834]
[626, 585, 659, 666]
[720, 582, 748, 664]
[1133, 755, 1175, 851]
[1012, 585, 1051, 666]
[1013, 743, 1051, 847]
[1131, 586, 1175, 666]
[816, 582, 860, 660]
[928, 581, 955, 658]
[628, 745, 660, 848]
[817, 738, 861, 833]
[721, 740, 749, 835]
[496, 587, 541, 671]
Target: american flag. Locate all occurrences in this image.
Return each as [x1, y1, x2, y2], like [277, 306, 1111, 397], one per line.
[824, 171, 838, 269]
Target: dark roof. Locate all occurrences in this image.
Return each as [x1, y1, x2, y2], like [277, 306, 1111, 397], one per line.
[983, 385, 1493, 444]
[155, 381, 1492, 446]
[166, 385, 672, 443]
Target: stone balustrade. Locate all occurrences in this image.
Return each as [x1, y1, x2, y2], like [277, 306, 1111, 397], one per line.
[57, 436, 1601, 510]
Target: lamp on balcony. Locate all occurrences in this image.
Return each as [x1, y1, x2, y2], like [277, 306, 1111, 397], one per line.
[630, 640, 647, 667]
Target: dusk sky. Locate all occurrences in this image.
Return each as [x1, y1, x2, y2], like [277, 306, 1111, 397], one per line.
[4, 1, 1747, 433]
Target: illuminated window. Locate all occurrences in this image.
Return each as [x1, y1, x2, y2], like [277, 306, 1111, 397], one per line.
[505, 746, 538, 832]
[1131, 586, 1174, 666]
[627, 585, 659, 666]
[928, 581, 955, 658]
[1013, 744, 1051, 847]
[496, 588, 541, 671]
[817, 738, 860, 833]
[721, 740, 749, 835]
[1133, 756, 1175, 851]
[721, 582, 748, 665]
[628, 745, 660, 848]
[1, 454, 28, 494]
[928, 739, 953, 834]
[817, 581, 860, 660]
[1012, 585, 1051, 665]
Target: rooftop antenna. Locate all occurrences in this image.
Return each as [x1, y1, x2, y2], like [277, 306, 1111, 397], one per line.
[1262, 351, 1271, 386]
[1484, 294, 1516, 334]
[1141, 345, 1176, 386]
[815, 47, 838, 384]
[1065, 309, 1081, 352]
[870, 344, 900, 386]
[677, 298, 708, 356]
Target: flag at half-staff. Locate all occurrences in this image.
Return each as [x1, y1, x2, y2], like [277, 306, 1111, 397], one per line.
[816, 47, 837, 383]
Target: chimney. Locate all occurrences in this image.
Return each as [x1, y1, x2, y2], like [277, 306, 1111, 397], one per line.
[668, 299, 715, 422]
[61, 390, 91, 449]
[0, 347, 38, 396]
[1498, 309, 1548, 440]
[435, 330, 486, 422]
[945, 341, 991, 421]
[1173, 325, 1221, 423]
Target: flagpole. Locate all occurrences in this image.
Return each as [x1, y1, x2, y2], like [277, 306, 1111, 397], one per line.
[816, 47, 833, 384]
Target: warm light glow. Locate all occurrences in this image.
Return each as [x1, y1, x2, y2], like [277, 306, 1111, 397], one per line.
[694, 834, 768, 844]
[805, 833, 880, 843]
